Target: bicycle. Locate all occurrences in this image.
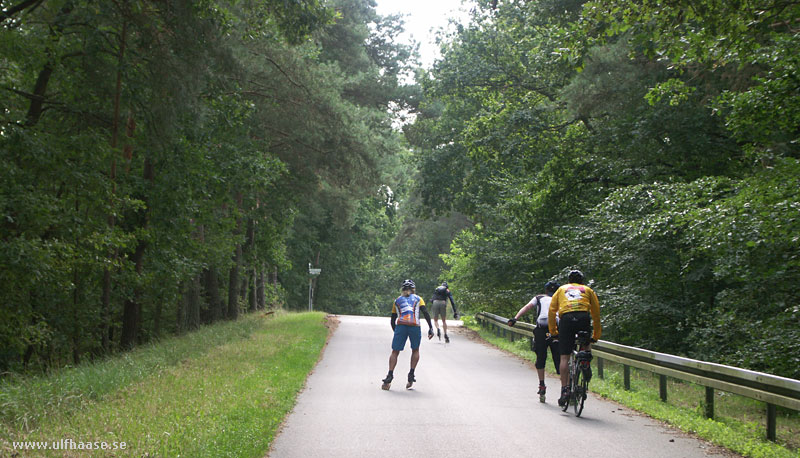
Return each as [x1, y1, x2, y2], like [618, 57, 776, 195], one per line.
[562, 330, 594, 416]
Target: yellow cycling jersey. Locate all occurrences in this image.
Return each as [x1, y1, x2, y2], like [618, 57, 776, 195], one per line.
[548, 283, 602, 340]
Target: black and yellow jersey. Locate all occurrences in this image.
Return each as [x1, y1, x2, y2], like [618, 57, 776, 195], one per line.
[548, 283, 602, 340]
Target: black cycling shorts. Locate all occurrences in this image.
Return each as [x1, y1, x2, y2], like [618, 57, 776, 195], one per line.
[532, 326, 560, 372]
[557, 311, 591, 355]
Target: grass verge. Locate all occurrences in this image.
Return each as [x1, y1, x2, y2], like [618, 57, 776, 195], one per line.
[1, 311, 330, 457]
[461, 315, 800, 458]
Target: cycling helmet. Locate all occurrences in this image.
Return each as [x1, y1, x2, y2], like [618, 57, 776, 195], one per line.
[568, 270, 585, 284]
[401, 279, 415, 290]
[442, 281, 448, 288]
[544, 281, 560, 293]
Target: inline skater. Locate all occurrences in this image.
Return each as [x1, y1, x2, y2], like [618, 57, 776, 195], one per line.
[430, 281, 459, 343]
[381, 279, 434, 390]
[508, 281, 560, 402]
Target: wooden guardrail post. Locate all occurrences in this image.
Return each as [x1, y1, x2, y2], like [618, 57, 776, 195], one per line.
[767, 404, 777, 441]
[705, 387, 714, 419]
[659, 375, 667, 402]
[597, 357, 604, 379]
[624, 365, 631, 390]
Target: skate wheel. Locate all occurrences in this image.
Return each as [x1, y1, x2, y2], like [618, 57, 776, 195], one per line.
[381, 383, 390, 390]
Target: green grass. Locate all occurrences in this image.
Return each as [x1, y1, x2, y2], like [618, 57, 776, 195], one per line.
[462, 315, 800, 458]
[1, 311, 330, 457]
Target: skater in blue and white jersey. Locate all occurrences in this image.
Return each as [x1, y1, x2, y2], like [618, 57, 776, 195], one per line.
[381, 279, 434, 390]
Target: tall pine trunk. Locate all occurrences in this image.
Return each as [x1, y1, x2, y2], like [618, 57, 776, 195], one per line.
[120, 238, 145, 349]
[227, 245, 241, 319]
[120, 130, 147, 350]
[203, 267, 222, 323]
[176, 281, 186, 333]
[186, 274, 201, 330]
[248, 267, 257, 311]
[257, 266, 265, 310]
[101, 13, 128, 351]
[227, 193, 243, 319]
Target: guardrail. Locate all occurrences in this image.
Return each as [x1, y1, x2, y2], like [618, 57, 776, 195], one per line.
[475, 311, 800, 442]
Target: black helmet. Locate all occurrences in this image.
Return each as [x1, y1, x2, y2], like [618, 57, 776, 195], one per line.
[568, 270, 585, 284]
[401, 279, 415, 290]
[442, 281, 448, 288]
[544, 281, 560, 293]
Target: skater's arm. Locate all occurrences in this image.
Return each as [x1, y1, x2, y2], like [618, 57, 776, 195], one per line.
[420, 306, 434, 337]
[514, 300, 536, 321]
[390, 313, 397, 331]
[420, 306, 432, 328]
[447, 291, 459, 318]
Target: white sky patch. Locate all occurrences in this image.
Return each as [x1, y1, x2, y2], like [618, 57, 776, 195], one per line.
[374, 0, 475, 68]
[375, 0, 475, 130]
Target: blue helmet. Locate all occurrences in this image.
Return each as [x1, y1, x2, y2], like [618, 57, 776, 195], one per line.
[544, 281, 560, 293]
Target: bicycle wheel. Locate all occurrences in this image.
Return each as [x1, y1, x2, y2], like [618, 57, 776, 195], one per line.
[562, 357, 575, 412]
[573, 367, 589, 416]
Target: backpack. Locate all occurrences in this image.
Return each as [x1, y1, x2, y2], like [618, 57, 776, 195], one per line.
[533, 294, 551, 327]
[433, 286, 448, 300]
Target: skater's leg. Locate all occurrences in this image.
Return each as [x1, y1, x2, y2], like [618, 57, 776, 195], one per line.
[533, 327, 549, 381]
[388, 350, 399, 371]
[410, 348, 420, 369]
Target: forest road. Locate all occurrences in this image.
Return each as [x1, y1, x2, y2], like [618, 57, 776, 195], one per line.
[268, 315, 736, 458]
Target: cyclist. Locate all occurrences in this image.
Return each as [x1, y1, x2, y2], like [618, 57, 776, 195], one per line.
[381, 279, 434, 390]
[430, 281, 459, 343]
[547, 270, 602, 407]
[508, 281, 560, 400]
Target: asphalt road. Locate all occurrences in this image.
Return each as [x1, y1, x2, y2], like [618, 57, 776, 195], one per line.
[269, 315, 735, 458]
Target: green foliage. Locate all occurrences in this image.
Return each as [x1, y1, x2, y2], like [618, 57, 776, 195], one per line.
[580, 0, 800, 160]
[0, 0, 413, 372]
[408, 0, 800, 381]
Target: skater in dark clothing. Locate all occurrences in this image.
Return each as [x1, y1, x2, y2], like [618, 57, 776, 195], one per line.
[508, 281, 560, 402]
[430, 281, 459, 343]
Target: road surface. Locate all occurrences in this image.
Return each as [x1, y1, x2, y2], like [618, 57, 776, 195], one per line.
[269, 315, 734, 458]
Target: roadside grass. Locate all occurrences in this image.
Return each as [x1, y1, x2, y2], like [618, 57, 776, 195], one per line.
[461, 315, 800, 458]
[1, 311, 330, 457]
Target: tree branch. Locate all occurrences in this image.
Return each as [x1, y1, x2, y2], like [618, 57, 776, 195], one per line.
[252, 51, 311, 96]
[1, 0, 44, 24]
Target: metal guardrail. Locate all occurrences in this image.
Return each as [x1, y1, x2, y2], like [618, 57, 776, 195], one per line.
[475, 311, 800, 442]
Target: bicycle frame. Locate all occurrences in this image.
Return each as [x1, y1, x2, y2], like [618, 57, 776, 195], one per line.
[562, 330, 593, 416]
